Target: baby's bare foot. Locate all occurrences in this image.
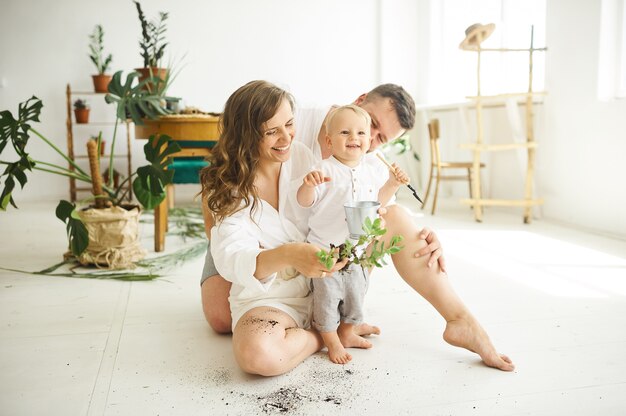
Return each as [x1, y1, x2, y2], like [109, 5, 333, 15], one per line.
[327, 344, 352, 364]
[443, 318, 515, 372]
[338, 326, 373, 349]
[353, 322, 381, 336]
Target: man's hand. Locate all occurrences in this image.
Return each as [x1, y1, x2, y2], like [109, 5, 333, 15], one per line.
[415, 227, 447, 273]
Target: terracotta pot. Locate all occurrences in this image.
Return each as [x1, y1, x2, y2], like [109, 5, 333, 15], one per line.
[74, 108, 90, 124]
[134, 67, 168, 93]
[92, 74, 112, 93]
[102, 168, 120, 188]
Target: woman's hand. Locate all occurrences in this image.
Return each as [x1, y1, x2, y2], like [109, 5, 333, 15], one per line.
[415, 227, 447, 273]
[289, 242, 348, 278]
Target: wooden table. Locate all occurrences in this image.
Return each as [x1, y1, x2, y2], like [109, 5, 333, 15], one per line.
[135, 115, 219, 251]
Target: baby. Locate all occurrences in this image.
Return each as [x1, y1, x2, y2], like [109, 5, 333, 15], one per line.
[296, 104, 409, 364]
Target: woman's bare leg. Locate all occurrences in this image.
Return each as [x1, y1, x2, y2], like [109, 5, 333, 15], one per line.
[382, 205, 514, 371]
[201, 274, 233, 334]
[233, 307, 323, 376]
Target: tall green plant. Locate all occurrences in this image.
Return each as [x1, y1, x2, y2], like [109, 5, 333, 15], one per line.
[0, 70, 181, 257]
[88, 24, 113, 74]
[134, 0, 169, 68]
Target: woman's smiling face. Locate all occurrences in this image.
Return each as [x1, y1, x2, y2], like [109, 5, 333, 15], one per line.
[259, 98, 295, 164]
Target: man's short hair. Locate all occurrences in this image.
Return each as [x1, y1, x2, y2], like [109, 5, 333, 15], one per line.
[364, 84, 416, 130]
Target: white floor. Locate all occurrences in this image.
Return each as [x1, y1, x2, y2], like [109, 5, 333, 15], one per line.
[1, 194, 626, 416]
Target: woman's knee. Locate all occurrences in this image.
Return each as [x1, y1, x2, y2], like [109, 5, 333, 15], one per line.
[205, 308, 232, 334]
[201, 276, 232, 334]
[235, 337, 284, 376]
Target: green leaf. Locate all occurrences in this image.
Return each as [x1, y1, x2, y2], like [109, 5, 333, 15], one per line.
[0, 155, 35, 210]
[132, 176, 165, 210]
[55, 200, 89, 256]
[131, 134, 180, 210]
[104, 70, 173, 125]
[0, 97, 43, 210]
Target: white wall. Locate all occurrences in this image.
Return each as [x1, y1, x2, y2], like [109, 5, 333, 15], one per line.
[541, 0, 626, 238]
[0, 0, 391, 205]
[2, 0, 624, 239]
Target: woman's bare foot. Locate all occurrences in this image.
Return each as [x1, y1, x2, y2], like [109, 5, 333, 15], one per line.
[338, 324, 374, 349]
[443, 317, 515, 372]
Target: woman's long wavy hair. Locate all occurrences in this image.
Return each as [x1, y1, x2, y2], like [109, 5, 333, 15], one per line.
[200, 80, 294, 222]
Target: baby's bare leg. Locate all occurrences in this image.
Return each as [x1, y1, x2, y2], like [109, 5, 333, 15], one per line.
[382, 205, 514, 371]
[320, 330, 352, 364]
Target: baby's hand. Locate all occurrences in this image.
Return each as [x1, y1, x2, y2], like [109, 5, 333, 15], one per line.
[389, 163, 409, 185]
[303, 170, 331, 187]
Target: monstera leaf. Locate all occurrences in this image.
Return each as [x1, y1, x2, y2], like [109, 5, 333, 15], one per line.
[104, 71, 171, 125]
[55, 200, 89, 256]
[133, 134, 180, 210]
[0, 96, 42, 210]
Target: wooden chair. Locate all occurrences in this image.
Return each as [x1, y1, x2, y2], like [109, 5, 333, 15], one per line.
[166, 141, 215, 210]
[422, 119, 485, 215]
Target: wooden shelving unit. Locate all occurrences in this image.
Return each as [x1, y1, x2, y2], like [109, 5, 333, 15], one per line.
[65, 84, 133, 202]
[460, 27, 547, 223]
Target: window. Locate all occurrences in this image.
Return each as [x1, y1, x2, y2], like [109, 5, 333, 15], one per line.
[598, 0, 626, 100]
[425, 0, 546, 104]
[619, 2, 626, 97]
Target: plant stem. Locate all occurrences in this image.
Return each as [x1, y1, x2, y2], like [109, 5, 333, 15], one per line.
[33, 160, 90, 180]
[107, 118, 119, 187]
[32, 165, 115, 196]
[114, 172, 136, 202]
[32, 165, 90, 181]
[30, 128, 90, 177]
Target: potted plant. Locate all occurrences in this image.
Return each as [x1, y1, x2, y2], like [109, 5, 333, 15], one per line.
[73, 99, 90, 123]
[0, 70, 180, 269]
[133, 0, 169, 86]
[89, 24, 113, 93]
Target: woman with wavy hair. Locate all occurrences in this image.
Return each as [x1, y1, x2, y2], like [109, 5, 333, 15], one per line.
[200, 80, 353, 375]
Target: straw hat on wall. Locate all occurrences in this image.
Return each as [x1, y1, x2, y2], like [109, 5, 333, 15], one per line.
[459, 23, 496, 50]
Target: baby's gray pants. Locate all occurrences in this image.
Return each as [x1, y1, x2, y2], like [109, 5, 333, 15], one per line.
[311, 264, 369, 333]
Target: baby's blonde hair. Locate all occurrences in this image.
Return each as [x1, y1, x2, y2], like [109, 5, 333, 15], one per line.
[325, 104, 371, 135]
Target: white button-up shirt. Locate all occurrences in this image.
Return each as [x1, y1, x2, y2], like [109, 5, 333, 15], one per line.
[210, 141, 316, 328]
[298, 156, 388, 248]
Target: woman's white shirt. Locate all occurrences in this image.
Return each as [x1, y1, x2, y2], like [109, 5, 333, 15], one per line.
[210, 141, 316, 329]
